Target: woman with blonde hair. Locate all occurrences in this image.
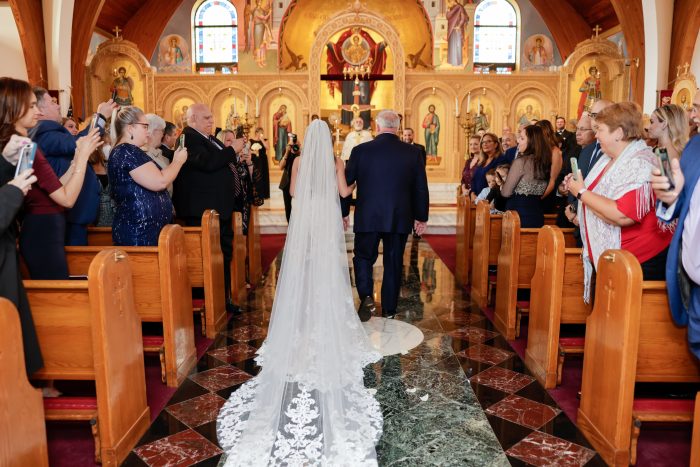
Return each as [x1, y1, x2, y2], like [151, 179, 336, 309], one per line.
[648, 104, 689, 160]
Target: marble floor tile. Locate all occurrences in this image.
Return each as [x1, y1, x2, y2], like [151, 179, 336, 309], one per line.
[207, 343, 259, 364]
[362, 317, 425, 356]
[486, 394, 561, 430]
[457, 344, 515, 366]
[448, 326, 499, 344]
[166, 393, 227, 428]
[226, 324, 267, 341]
[189, 365, 253, 392]
[133, 429, 222, 466]
[470, 366, 536, 394]
[506, 431, 596, 466]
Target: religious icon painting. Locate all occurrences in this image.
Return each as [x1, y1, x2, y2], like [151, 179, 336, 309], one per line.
[172, 97, 195, 130]
[521, 34, 554, 70]
[157, 34, 191, 73]
[106, 62, 143, 108]
[418, 98, 444, 166]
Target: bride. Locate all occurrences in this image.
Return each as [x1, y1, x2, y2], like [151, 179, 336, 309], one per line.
[217, 120, 383, 466]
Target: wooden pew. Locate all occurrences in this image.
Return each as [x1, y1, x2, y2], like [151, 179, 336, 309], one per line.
[87, 211, 226, 339]
[247, 205, 263, 286]
[232, 211, 248, 303]
[67, 225, 196, 387]
[524, 226, 592, 388]
[470, 201, 502, 309]
[493, 213, 576, 340]
[26, 250, 150, 465]
[692, 392, 700, 467]
[0, 298, 49, 467]
[455, 194, 472, 287]
[577, 249, 700, 466]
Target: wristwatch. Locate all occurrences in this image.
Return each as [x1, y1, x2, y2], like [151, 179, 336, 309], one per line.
[576, 188, 587, 200]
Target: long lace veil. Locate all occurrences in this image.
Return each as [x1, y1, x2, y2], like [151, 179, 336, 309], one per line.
[217, 120, 382, 466]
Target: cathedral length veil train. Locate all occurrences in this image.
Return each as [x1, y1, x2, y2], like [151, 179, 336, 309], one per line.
[217, 120, 383, 466]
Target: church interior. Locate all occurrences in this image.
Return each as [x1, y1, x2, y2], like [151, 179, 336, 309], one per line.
[2, 0, 700, 465]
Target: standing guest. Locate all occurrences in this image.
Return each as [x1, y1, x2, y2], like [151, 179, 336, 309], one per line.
[31, 87, 117, 245]
[555, 115, 575, 147]
[470, 132, 507, 197]
[534, 119, 563, 201]
[1, 78, 101, 279]
[0, 134, 42, 374]
[249, 127, 270, 199]
[648, 104, 689, 161]
[174, 103, 245, 312]
[500, 125, 550, 227]
[109, 106, 186, 246]
[62, 117, 79, 136]
[279, 132, 301, 222]
[562, 112, 597, 236]
[461, 134, 481, 196]
[402, 127, 427, 166]
[89, 146, 114, 227]
[160, 121, 177, 161]
[652, 89, 700, 358]
[501, 132, 515, 151]
[565, 102, 673, 302]
[143, 114, 173, 197]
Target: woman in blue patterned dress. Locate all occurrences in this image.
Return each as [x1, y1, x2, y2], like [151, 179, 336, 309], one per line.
[108, 107, 187, 246]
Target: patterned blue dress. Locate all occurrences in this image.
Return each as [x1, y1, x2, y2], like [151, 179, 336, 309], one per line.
[108, 143, 173, 246]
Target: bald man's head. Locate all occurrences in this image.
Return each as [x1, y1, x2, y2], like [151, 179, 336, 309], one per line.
[187, 103, 214, 135]
[590, 99, 614, 134]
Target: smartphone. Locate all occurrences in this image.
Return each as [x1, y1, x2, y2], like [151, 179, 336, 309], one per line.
[89, 116, 98, 131]
[656, 148, 675, 191]
[15, 143, 37, 177]
[178, 134, 185, 149]
[570, 157, 579, 180]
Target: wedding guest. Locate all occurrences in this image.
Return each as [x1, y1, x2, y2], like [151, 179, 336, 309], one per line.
[0, 78, 101, 279]
[565, 102, 672, 301]
[461, 135, 481, 197]
[279, 132, 301, 222]
[62, 117, 79, 136]
[160, 121, 177, 161]
[534, 119, 563, 202]
[249, 127, 270, 199]
[474, 169, 497, 203]
[470, 132, 507, 197]
[144, 113, 172, 197]
[500, 125, 550, 227]
[89, 146, 114, 227]
[648, 104, 689, 161]
[109, 106, 186, 246]
[0, 134, 42, 374]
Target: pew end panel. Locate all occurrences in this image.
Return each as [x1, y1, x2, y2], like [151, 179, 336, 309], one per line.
[247, 205, 263, 286]
[471, 201, 502, 309]
[0, 298, 49, 467]
[200, 210, 226, 338]
[494, 211, 521, 340]
[455, 195, 470, 286]
[232, 212, 248, 304]
[691, 392, 700, 467]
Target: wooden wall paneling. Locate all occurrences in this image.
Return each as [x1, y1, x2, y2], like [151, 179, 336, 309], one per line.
[528, 0, 591, 61]
[668, 0, 700, 87]
[610, 0, 645, 104]
[71, 0, 105, 120]
[122, 0, 186, 62]
[8, 0, 47, 86]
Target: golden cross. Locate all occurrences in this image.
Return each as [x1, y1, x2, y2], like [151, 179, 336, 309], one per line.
[592, 25, 602, 38]
[677, 65, 683, 77]
[112, 26, 122, 38]
[683, 62, 690, 75]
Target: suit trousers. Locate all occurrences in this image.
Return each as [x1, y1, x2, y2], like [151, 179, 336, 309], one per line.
[185, 216, 234, 303]
[353, 232, 408, 313]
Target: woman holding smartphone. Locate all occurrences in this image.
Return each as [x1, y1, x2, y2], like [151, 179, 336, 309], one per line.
[0, 77, 101, 280]
[279, 132, 300, 222]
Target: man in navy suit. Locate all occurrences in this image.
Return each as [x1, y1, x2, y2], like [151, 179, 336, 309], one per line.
[654, 89, 700, 359]
[344, 110, 429, 320]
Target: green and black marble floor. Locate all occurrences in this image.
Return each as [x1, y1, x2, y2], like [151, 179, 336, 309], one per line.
[124, 237, 604, 466]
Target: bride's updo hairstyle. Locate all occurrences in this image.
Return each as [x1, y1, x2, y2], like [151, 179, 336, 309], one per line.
[110, 106, 145, 143]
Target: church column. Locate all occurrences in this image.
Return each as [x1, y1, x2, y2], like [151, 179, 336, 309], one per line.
[42, 0, 74, 116]
[641, 0, 673, 112]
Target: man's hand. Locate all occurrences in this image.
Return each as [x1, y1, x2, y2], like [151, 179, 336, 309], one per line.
[2, 135, 32, 164]
[651, 158, 684, 206]
[414, 220, 427, 236]
[96, 99, 118, 118]
[343, 216, 349, 231]
[232, 137, 246, 154]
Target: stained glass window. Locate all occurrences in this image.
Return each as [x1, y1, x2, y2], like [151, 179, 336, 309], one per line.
[473, 0, 517, 67]
[194, 0, 238, 69]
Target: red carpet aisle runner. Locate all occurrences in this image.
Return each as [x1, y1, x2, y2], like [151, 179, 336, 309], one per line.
[260, 234, 286, 274]
[421, 234, 692, 466]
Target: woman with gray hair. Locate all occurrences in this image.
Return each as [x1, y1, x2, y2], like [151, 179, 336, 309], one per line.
[144, 113, 172, 196]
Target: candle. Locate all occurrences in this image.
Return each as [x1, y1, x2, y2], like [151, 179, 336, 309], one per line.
[255, 98, 259, 117]
[455, 96, 459, 116]
[466, 92, 471, 112]
[233, 98, 237, 116]
[245, 96, 249, 115]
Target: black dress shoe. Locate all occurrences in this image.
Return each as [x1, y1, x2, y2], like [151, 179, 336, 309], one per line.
[226, 302, 241, 314]
[382, 310, 397, 319]
[358, 296, 375, 322]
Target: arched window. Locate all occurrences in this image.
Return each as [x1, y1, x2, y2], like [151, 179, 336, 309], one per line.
[473, 0, 518, 69]
[193, 0, 238, 71]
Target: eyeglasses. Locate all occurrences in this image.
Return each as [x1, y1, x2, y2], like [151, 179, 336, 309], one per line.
[482, 139, 495, 144]
[133, 122, 149, 129]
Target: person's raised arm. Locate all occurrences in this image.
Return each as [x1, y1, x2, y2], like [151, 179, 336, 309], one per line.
[289, 155, 301, 197]
[130, 147, 187, 192]
[49, 129, 102, 208]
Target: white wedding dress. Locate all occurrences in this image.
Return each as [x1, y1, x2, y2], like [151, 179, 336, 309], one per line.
[217, 120, 383, 466]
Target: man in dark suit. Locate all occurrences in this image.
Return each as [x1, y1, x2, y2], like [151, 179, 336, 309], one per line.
[173, 103, 245, 311]
[401, 127, 427, 166]
[653, 90, 700, 358]
[344, 110, 429, 320]
[555, 116, 575, 148]
[160, 121, 177, 161]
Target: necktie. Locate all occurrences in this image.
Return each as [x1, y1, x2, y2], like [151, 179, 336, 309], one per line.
[588, 143, 601, 173]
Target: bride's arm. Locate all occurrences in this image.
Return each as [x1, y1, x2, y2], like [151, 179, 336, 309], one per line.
[290, 156, 301, 197]
[336, 157, 355, 197]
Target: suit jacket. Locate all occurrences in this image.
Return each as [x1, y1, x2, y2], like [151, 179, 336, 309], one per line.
[412, 142, 427, 166]
[173, 126, 237, 220]
[160, 144, 174, 161]
[557, 129, 575, 147]
[664, 135, 700, 335]
[344, 133, 429, 234]
[567, 142, 598, 208]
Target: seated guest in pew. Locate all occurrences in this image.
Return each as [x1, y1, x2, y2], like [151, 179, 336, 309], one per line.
[500, 124, 551, 228]
[565, 102, 673, 301]
[488, 163, 510, 213]
[0, 135, 42, 375]
[109, 106, 187, 246]
[474, 168, 497, 204]
[0, 78, 102, 279]
[648, 104, 689, 161]
[653, 89, 700, 358]
[470, 132, 508, 198]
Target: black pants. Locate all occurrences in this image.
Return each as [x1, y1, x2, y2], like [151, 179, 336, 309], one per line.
[185, 216, 234, 303]
[641, 247, 669, 281]
[282, 189, 293, 223]
[20, 213, 69, 279]
[354, 232, 408, 313]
